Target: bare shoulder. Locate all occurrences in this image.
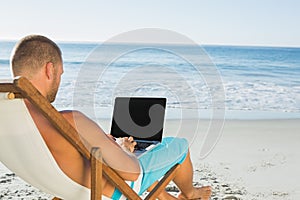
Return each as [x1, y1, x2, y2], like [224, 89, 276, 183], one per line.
[59, 110, 107, 140]
[60, 110, 84, 118]
[60, 110, 89, 125]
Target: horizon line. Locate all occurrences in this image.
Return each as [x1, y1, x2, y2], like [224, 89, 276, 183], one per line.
[0, 38, 299, 49]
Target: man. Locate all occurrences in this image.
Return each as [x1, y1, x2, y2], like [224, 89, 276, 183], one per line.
[10, 35, 211, 200]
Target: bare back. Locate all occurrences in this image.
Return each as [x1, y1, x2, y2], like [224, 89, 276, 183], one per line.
[25, 101, 92, 187]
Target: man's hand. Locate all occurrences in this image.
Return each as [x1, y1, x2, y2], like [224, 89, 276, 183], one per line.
[123, 137, 137, 153]
[115, 136, 137, 153]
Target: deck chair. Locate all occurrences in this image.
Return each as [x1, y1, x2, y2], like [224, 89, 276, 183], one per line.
[0, 77, 180, 200]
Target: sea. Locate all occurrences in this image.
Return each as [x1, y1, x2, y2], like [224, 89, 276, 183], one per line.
[1, 41, 300, 120]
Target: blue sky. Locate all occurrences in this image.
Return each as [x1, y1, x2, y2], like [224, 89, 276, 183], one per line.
[1, 0, 300, 47]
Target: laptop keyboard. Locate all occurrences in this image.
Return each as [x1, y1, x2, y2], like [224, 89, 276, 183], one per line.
[135, 142, 152, 150]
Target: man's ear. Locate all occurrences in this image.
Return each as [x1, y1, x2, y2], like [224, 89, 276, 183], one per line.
[45, 62, 54, 80]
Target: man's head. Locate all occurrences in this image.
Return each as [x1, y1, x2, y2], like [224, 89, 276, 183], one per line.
[11, 35, 63, 102]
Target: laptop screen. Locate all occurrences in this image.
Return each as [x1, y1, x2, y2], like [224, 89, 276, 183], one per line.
[110, 97, 166, 141]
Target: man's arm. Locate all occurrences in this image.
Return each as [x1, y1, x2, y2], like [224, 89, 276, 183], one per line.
[61, 110, 141, 181]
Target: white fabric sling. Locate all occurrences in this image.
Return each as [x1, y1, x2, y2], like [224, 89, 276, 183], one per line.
[0, 97, 111, 200]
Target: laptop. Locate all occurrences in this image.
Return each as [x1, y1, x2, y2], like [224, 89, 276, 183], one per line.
[110, 97, 167, 157]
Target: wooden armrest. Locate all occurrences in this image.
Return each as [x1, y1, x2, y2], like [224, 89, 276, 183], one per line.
[145, 164, 181, 200]
[91, 147, 103, 200]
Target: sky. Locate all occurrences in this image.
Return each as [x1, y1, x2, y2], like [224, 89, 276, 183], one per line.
[1, 0, 300, 47]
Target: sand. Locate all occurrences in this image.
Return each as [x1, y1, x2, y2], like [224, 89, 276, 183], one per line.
[1, 119, 299, 199]
[202, 119, 300, 200]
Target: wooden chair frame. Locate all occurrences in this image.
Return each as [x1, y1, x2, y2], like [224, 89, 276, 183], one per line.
[0, 77, 180, 200]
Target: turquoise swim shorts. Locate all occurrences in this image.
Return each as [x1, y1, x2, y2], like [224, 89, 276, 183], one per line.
[111, 137, 189, 199]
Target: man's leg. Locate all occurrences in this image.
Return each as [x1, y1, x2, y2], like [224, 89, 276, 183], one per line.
[147, 181, 178, 200]
[140, 138, 211, 200]
[173, 151, 211, 200]
[147, 151, 211, 200]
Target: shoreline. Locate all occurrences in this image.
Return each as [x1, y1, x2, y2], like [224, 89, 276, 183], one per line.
[71, 106, 300, 121]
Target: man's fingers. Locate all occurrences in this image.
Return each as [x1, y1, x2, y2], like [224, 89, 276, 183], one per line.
[128, 136, 134, 142]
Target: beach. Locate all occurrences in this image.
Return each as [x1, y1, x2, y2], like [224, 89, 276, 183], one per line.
[0, 1, 299, 198]
[201, 119, 300, 200]
[1, 119, 299, 199]
[1, 41, 299, 199]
